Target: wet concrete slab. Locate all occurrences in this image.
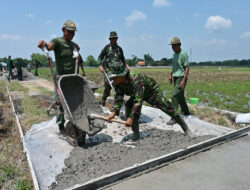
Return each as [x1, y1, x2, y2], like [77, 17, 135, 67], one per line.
[106, 134, 250, 190]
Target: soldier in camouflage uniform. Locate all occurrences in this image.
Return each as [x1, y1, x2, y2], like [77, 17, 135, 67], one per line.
[107, 69, 193, 141]
[7, 55, 13, 80]
[15, 58, 23, 81]
[38, 20, 81, 136]
[98, 31, 129, 106]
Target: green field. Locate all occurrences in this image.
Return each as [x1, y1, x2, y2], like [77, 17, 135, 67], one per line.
[37, 66, 250, 113]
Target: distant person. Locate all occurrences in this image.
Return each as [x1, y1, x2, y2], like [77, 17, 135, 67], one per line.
[167, 37, 191, 125]
[98, 31, 130, 106]
[106, 65, 193, 141]
[0, 58, 2, 72]
[34, 60, 39, 76]
[7, 55, 14, 80]
[27, 63, 31, 72]
[37, 19, 82, 136]
[16, 58, 23, 81]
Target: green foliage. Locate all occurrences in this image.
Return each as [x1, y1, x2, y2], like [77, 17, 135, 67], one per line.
[144, 53, 155, 66]
[15, 179, 33, 190]
[85, 55, 98, 67]
[9, 81, 29, 94]
[30, 53, 48, 66]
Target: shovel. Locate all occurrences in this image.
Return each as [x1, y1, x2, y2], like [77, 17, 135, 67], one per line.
[88, 113, 127, 125]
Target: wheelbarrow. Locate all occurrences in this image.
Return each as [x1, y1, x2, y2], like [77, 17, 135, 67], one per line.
[42, 46, 106, 146]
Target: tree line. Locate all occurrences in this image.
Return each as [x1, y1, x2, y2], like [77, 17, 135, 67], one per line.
[1, 53, 250, 67]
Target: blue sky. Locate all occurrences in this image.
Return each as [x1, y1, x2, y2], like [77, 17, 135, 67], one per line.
[0, 0, 250, 62]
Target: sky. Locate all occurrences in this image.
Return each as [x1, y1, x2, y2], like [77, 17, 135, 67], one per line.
[0, 0, 250, 62]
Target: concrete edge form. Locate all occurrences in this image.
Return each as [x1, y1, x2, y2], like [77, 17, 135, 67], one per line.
[66, 125, 250, 190]
[4, 81, 40, 190]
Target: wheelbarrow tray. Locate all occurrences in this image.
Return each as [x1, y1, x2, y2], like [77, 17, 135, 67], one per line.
[58, 74, 105, 136]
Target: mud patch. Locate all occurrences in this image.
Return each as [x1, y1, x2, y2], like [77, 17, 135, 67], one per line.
[50, 130, 213, 190]
[13, 99, 23, 115]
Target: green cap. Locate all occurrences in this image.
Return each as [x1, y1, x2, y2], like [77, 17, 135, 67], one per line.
[63, 20, 77, 31]
[169, 37, 181, 45]
[107, 61, 128, 79]
[109, 31, 118, 39]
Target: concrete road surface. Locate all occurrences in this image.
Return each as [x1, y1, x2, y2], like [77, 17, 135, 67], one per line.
[106, 134, 250, 190]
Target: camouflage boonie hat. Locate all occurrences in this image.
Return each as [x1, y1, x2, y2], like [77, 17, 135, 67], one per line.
[107, 61, 128, 79]
[109, 31, 118, 39]
[169, 37, 181, 45]
[63, 20, 77, 31]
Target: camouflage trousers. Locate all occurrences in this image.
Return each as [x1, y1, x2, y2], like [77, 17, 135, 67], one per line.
[54, 89, 65, 127]
[125, 88, 179, 132]
[102, 77, 112, 103]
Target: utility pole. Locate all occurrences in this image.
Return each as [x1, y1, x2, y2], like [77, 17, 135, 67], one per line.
[189, 48, 192, 63]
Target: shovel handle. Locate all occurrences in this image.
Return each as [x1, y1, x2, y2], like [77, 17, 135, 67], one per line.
[90, 114, 126, 125]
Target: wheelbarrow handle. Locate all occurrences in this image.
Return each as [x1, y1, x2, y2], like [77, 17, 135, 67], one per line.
[88, 114, 127, 125]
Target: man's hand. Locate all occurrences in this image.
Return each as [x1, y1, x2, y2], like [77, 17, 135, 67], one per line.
[169, 75, 173, 84]
[106, 112, 116, 123]
[180, 80, 186, 90]
[125, 117, 133, 127]
[38, 40, 46, 49]
[74, 44, 80, 51]
[99, 66, 104, 73]
[126, 64, 130, 70]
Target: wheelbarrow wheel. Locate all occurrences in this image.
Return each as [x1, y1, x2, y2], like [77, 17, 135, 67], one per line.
[65, 121, 86, 147]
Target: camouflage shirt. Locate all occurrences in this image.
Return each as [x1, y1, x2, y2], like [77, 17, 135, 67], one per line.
[98, 44, 126, 73]
[112, 73, 159, 119]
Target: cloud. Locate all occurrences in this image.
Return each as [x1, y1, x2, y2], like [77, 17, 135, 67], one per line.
[126, 34, 155, 43]
[194, 13, 199, 18]
[191, 38, 227, 46]
[25, 13, 35, 19]
[107, 19, 112, 23]
[46, 20, 53, 24]
[240, 31, 250, 38]
[204, 15, 232, 32]
[153, 0, 171, 7]
[126, 10, 146, 27]
[0, 34, 23, 41]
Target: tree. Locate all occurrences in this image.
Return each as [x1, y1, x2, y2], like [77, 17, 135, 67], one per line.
[85, 55, 98, 67]
[31, 53, 48, 66]
[143, 54, 155, 66]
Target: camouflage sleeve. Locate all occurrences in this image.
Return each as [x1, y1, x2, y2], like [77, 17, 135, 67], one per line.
[97, 47, 106, 67]
[129, 76, 145, 119]
[111, 86, 124, 115]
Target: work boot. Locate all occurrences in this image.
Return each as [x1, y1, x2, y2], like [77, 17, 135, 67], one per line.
[59, 124, 66, 137]
[174, 115, 194, 137]
[167, 118, 177, 125]
[130, 120, 140, 141]
[131, 131, 140, 141]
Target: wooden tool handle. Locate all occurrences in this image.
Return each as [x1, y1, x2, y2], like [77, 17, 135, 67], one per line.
[91, 114, 127, 125]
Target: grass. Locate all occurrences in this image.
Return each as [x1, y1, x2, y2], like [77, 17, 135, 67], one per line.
[0, 80, 33, 190]
[35, 66, 250, 113]
[9, 81, 29, 94]
[21, 94, 52, 133]
[36, 86, 53, 96]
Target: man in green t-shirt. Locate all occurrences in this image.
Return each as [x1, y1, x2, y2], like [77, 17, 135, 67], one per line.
[37, 19, 80, 135]
[168, 37, 191, 125]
